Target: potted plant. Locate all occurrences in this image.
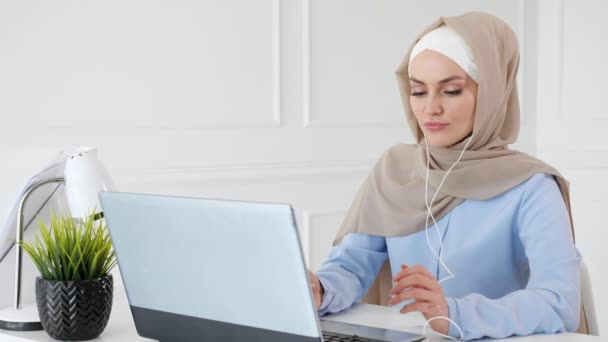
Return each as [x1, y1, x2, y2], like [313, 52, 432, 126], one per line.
[18, 212, 117, 341]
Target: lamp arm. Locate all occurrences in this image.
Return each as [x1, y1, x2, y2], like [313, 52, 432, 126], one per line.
[0, 181, 63, 264]
[14, 177, 64, 310]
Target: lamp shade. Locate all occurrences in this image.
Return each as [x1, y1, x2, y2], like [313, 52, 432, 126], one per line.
[64, 148, 116, 219]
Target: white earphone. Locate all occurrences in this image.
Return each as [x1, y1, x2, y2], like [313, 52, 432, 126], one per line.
[420, 134, 473, 340]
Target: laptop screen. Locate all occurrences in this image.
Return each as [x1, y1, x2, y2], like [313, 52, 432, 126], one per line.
[100, 192, 320, 339]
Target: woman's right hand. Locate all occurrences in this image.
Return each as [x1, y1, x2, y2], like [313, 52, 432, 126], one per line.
[308, 270, 323, 310]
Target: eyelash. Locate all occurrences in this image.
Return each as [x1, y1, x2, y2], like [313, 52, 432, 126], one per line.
[410, 90, 463, 96]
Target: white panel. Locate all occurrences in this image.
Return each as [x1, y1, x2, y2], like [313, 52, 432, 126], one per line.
[566, 189, 607, 337]
[302, 211, 344, 272]
[303, 0, 522, 128]
[561, 0, 608, 120]
[537, 0, 608, 334]
[537, 0, 608, 151]
[0, 0, 280, 128]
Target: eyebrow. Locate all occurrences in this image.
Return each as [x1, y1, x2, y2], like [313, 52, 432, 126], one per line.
[409, 75, 465, 84]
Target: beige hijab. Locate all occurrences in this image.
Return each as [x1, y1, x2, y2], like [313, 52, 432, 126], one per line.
[333, 11, 579, 324]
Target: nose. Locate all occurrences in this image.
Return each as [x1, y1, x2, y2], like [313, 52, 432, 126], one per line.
[423, 94, 443, 116]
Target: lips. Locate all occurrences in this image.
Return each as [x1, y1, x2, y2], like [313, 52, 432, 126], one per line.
[424, 122, 448, 128]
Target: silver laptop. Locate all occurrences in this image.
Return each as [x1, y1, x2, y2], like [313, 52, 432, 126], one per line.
[99, 192, 425, 342]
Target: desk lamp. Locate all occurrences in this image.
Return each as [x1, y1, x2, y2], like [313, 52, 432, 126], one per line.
[0, 148, 116, 331]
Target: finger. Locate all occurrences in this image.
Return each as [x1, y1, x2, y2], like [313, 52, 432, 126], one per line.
[393, 265, 435, 283]
[388, 288, 441, 306]
[308, 271, 319, 286]
[390, 273, 440, 295]
[311, 282, 321, 294]
[400, 301, 433, 314]
[391, 272, 438, 293]
[314, 292, 321, 309]
[393, 264, 436, 283]
[391, 264, 408, 282]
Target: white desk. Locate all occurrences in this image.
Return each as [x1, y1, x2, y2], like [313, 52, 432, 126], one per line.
[0, 300, 604, 342]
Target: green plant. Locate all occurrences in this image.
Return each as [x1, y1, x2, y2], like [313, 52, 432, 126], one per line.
[17, 211, 117, 281]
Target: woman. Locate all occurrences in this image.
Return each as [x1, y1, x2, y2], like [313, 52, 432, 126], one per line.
[307, 12, 582, 340]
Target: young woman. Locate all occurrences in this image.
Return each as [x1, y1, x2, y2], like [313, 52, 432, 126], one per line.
[307, 12, 581, 340]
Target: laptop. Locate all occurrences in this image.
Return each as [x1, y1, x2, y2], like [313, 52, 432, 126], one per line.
[99, 192, 425, 342]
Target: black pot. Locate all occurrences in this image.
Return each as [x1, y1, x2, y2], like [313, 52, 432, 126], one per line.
[35, 274, 113, 341]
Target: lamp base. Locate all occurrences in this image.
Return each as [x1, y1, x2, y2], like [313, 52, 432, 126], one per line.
[0, 303, 43, 331]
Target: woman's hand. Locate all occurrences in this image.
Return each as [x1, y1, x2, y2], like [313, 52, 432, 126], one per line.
[389, 264, 450, 336]
[308, 270, 323, 310]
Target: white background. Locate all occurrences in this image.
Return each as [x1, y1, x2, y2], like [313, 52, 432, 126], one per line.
[0, 0, 605, 335]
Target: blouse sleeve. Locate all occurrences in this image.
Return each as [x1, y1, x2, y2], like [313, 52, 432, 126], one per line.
[446, 174, 582, 340]
[316, 233, 388, 316]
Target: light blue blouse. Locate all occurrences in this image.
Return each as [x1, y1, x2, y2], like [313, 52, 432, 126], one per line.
[315, 173, 581, 340]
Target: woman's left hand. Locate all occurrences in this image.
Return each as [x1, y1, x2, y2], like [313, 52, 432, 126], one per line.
[389, 264, 450, 336]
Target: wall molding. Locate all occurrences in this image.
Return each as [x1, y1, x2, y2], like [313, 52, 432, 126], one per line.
[300, 0, 406, 128]
[538, 148, 608, 169]
[0, 0, 282, 130]
[555, 0, 606, 122]
[116, 158, 373, 186]
[517, 0, 526, 118]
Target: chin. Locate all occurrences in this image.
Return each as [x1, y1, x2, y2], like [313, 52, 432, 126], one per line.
[423, 135, 454, 148]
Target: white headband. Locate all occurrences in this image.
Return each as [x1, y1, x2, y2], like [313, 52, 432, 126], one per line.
[408, 25, 479, 83]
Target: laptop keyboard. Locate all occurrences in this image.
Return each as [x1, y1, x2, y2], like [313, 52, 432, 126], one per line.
[322, 331, 385, 342]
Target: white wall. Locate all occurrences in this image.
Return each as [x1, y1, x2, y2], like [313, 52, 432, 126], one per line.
[535, 0, 608, 334]
[1, 0, 579, 333]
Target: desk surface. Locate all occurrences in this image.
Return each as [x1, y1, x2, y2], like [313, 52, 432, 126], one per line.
[0, 300, 604, 342]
